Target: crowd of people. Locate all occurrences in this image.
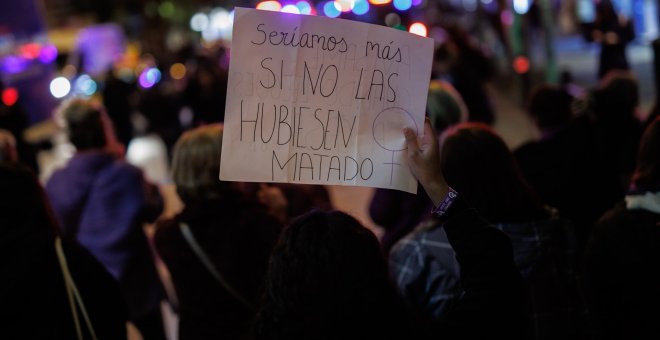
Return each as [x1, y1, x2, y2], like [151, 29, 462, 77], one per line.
[2, 4, 660, 339]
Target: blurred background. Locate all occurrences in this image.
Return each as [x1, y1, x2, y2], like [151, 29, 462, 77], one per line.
[2, 0, 659, 338]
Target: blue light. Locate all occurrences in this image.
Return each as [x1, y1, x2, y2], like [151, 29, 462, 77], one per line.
[323, 1, 341, 17]
[297, 1, 313, 14]
[393, 0, 412, 11]
[352, 0, 369, 15]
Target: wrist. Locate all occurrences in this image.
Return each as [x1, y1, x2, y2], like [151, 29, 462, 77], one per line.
[423, 177, 450, 206]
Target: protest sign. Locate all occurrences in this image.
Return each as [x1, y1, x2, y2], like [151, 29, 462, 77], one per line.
[220, 7, 433, 193]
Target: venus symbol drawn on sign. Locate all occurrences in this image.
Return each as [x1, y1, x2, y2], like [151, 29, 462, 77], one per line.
[372, 107, 418, 184]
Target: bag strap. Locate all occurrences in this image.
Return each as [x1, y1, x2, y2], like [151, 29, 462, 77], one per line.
[179, 222, 254, 311]
[55, 237, 98, 340]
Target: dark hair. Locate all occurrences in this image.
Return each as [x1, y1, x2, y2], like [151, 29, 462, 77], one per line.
[527, 84, 573, 129]
[592, 71, 639, 124]
[630, 116, 660, 193]
[0, 163, 59, 238]
[60, 99, 107, 151]
[440, 123, 547, 223]
[256, 210, 409, 339]
[171, 124, 236, 203]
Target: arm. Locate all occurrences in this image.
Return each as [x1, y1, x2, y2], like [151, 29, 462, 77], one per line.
[404, 119, 523, 338]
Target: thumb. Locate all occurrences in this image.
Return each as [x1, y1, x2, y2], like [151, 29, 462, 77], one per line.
[403, 127, 420, 155]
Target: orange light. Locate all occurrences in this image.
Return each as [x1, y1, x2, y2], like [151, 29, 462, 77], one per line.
[256, 1, 282, 11]
[2, 88, 18, 107]
[409, 22, 427, 37]
[169, 63, 187, 80]
[513, 56, 530, 74]
[369, 0, 392, 4]
[335, 0, 355, 12]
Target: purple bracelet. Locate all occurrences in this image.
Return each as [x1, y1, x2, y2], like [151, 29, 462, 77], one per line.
[431, 187, 458, 218]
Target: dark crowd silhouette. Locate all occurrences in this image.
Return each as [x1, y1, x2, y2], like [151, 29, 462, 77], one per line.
[2, 9, 660, 340]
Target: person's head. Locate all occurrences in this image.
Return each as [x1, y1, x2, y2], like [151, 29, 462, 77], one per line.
[596, 0, 617, 22]
[0, 129, 18, 163]
[426, 80, 468, 132]
[0, 163, 59, 239]
[630, 116, 660, 193]
[171, 124, 235, 203]
[440, 123, 547, 223]
[592, 71, 639, 123]
[258, 210, 405, 339]
[58, 99, 107, 151]
[527, 84, 573, 130]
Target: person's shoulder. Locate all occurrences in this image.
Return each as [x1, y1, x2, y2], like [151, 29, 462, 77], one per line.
[391, 219, 449, 257]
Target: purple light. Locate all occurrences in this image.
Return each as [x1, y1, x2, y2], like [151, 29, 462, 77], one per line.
[39, 44, 58, 64]
[1, 56, 29, 74]
[138, 68, 161, 88]
[412, 0, 422, 5]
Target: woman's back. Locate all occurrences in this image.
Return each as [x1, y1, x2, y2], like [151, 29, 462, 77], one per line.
[155, 199, 281, 339]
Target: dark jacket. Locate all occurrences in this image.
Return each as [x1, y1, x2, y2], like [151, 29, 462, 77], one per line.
[0, 232, 127, 339]
[427, 197, 525, 339]
[392, 212, 582, 339]
[155, 198, 282, 340]
[583, 202, 660, 339]
[45, 152, 164, 319]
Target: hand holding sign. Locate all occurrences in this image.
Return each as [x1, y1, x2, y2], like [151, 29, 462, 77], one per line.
[220, 8, 433, 193]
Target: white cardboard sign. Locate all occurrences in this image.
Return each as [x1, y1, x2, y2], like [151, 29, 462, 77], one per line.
[220, 7, 433, 193]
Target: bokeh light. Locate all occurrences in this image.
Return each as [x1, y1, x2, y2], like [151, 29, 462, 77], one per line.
[323, 1, 341, 17]
[513, 56, 530, 74]
[211, 9, 232, 31]
[281, 4, 301, 14]
[74, 74, 97, 96]
[190, 13, 209, 32]
[139, 68, 161, 89]
[408, 22, 428, 37]
[352, 0, 370, 15]
[170, 63, 187, 80]
[501, 10, 514, 26]
[369, 0, 392, 4]
[39, 44, 58, 64]
[1, 56, 29, 74]
[335, 0, 355, 12]
[256, 1, 283, 11]
[2, 87, 18, 106]
[513, 0, 530, 14]
[296, 1, 314, 14]
[158, 1, 175, 18]
[19, 43, 40, 59]
[50, 77, 71, 99]
[393, 0, 412, 11]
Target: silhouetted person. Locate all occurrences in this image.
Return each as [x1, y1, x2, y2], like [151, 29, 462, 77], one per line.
[392, 123, 582, 339]
[1, 163, 127, 339]
[515, 83, 625, 251]
[0, 80, 39, 172]
[155, 125, 282, 339]
[583, 116, 660, 339]
[257, 119, 523, 339]
[592, 0, 635, 78]
[45, 99, 166, 339]
[370, 81, 467, 253]
[183, 56, 228, 124]
[435, 26, 495, 124]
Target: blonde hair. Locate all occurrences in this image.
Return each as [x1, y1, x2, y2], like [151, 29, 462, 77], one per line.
[171, 124, 230, 203]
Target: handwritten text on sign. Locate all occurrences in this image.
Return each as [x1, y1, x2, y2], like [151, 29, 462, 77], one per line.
[219, 8, 433, 193]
